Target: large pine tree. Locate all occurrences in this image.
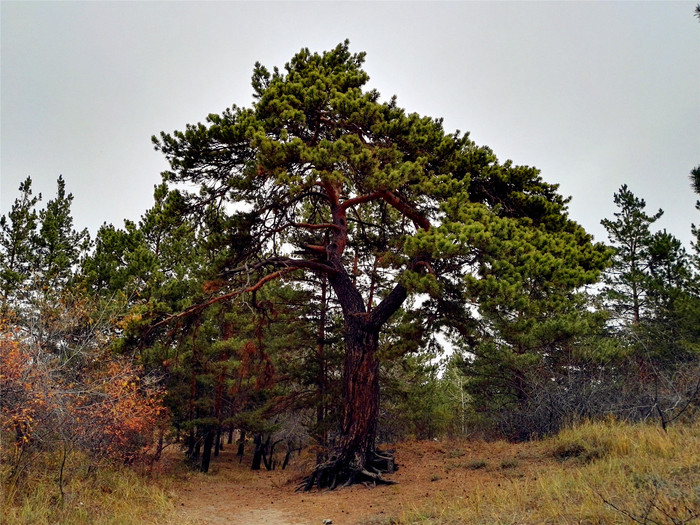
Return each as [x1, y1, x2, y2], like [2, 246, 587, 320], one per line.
[151, 42, 607, 488]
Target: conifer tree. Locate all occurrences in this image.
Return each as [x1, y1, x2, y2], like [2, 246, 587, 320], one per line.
[35, 175, 90, 291]
[691, 165, 700, 266]
[2, 176, 91, 354]
[0, 177, 40, 315]
[600, 182, 699, 427]
[151, 42, 607, 487]
[601, 184, 697, 354]
[601, 184, 664, 326]
[1, 177, 167, 472]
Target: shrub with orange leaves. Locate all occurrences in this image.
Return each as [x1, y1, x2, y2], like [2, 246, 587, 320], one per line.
[0, 319, 167, 467]
[0, 327, 50, 450]
[68, 358, 167, 463]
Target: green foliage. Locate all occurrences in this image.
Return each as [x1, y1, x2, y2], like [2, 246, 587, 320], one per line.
[1, 176, 97, 357]
[601, 183, 699, 361]
[148, 41, 610, 462]
[0, 177, 41, 313]
[153, 41, 604, 311]
[4, 43, 698, 491]
[691, 165, 700, 270]
[601, 184, 664, 325]
[457, 242, 611, 439]
[35, 175, 90, 291]
[380, 353, 455, 441]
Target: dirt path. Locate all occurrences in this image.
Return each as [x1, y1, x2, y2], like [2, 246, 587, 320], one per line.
[174, 462, 312, 525]
[168, 439, 548, 525]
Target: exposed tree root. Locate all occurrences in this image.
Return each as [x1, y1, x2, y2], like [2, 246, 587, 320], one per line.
[298, 449, 397, 491]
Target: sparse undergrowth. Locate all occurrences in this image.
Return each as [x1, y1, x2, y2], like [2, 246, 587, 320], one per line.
[392, 418, 700, 524]
[4, 418, 698, 525]
[1, 450, 186, 525]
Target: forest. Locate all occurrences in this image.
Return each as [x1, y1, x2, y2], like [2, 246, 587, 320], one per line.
[2, 42, 699, 524]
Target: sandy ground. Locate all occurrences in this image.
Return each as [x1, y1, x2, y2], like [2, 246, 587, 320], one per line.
[168, 438, 548, 525]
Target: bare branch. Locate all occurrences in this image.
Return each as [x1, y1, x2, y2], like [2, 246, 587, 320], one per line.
[292, 222, 341, 232]
[224, 256, 335, 277]
[150, 268, 298, 330]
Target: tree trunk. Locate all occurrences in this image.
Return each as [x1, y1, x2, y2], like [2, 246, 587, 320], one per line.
[193, 437, 201, 462]
[251, 434, 263, 470]
[200, 428, 215, 473]
[282, 443, 292, 470]
[337, 320, 380, 469]
[214, 427, 222, 456]
[316, 275, 328, 464]
[301, 316, 396, 490]
[186, 428, 196, 460]
[237, 429, 246, 462]
[298, 200, 410, 489]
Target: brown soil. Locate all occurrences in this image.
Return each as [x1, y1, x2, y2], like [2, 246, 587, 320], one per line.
[167, 438, 550, 525]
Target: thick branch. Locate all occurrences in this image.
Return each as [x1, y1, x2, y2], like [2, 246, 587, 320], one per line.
[340, 191, 384, 211]
[368, 258, 433, 330]
[324, 180, 349, 265]
[369, 281, 408, 330]
[152, 257, 338, 330]
[297, 244, 327, 254]
[380, 190, 431, 231]
[322, 180, 341, 208]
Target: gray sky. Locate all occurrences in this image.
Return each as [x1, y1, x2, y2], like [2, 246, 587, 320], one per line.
[2, 1, 699, 249]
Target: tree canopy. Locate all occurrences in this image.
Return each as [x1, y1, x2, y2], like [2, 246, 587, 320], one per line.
[149, 41, 609, 487]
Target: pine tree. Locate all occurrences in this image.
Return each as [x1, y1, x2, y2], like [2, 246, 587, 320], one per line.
[35, 176, 90, 292]
[151, 41, 608, 487]
[601, 184, 664, 326]
[600, 182, 700, 428]
[691, 165, 700, 267]
[0, 177, 40, 315]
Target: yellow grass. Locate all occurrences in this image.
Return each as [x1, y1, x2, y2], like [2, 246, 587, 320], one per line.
[393, 418, 700, 524]
[3, 419, 698, 524]
[1, 449, 190, 525]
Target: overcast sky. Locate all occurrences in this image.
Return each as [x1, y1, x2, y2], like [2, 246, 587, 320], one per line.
[2, 1, 699, 249]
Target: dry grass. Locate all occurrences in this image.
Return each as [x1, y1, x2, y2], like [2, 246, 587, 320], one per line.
[4, 419, 698, 524]
[1, 449, 190, 525]
[393, 418, 700, 524]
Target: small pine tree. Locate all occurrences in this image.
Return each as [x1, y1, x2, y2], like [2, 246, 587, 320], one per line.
[601, 184, 663, 326]
[0, 177, 40, 314]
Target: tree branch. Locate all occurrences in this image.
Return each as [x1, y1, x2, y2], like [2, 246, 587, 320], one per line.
[150, 267, 299, 330]
[292, 222, 341, 232]
[297, 244, 327, 254]
[368, 257, 433, 330]
[152, 257, 338, 331]
[369, 281, 408, 330]
[340, 191, 384, 211]
[223, 256, 336, 277]
[380, 190, 431, 231]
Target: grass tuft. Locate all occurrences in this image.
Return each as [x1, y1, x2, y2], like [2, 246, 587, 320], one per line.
[499, 459, 519, 469]
[465, 459, 488, 470]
